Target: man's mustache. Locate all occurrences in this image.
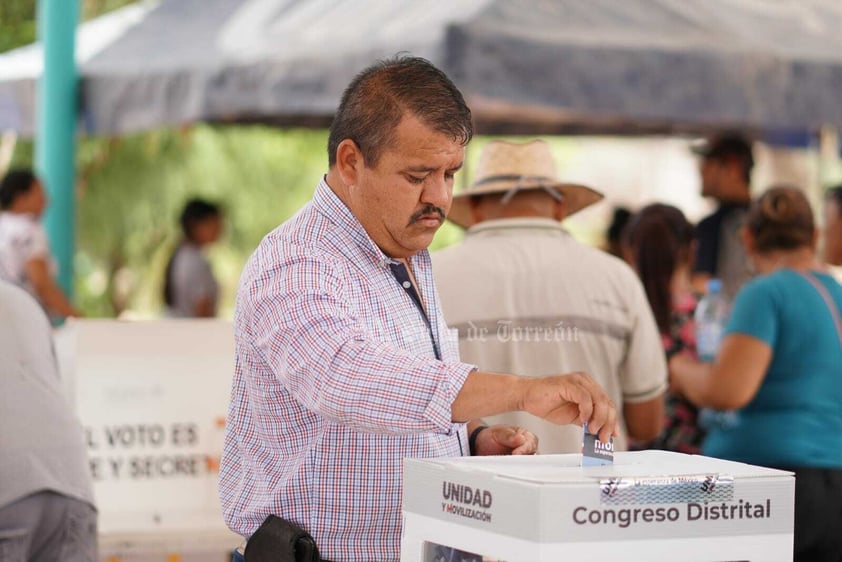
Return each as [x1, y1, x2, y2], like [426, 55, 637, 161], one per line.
[408, 205, 446, 225]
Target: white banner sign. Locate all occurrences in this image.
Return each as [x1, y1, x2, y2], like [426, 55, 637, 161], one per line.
[55, 319, 235, 535]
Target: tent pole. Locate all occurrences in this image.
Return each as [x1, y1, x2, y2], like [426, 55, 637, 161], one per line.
[36, 0, 79, 298]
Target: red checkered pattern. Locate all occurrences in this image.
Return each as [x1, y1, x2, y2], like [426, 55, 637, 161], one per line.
[219, 178, 474, 562]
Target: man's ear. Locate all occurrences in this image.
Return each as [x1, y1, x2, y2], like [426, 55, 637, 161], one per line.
[335, 139, 363, 189]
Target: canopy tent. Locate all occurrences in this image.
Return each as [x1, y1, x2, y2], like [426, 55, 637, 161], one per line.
[447, 0, 842, 136]
[2, 0, 842, 138]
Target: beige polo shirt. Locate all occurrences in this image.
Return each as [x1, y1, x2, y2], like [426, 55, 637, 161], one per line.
[433, 217, 667, 453]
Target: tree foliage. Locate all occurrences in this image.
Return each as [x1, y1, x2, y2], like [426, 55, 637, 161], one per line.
[0, 0, 37, 53]
[0, 0, 138, 53]
[74, 125, 334, 317]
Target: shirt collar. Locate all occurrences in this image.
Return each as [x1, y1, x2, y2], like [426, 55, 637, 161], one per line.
[466, 217, 569, 237]
[312, 176, 424, 269]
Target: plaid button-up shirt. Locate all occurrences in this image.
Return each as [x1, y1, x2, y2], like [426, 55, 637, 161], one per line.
[219, 178, 474, 562]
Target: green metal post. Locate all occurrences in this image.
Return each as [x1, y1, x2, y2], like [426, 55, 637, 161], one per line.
[35, 0, 79, 296]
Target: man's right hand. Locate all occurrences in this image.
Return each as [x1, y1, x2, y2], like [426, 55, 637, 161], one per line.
[452, 370, 619, 443]
[519, 372, 618, 443]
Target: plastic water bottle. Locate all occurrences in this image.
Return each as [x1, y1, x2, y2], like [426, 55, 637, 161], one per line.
[694, 279, 739, 429]
[695, 279, 728, 362]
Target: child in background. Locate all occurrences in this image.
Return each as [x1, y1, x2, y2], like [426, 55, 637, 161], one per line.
[163, 198, 223, 317]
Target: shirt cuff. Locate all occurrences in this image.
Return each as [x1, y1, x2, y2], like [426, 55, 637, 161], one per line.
[424, 361, 476, 432]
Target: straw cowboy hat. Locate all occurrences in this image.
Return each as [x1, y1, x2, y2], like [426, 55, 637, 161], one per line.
[448, 140, 604, 228]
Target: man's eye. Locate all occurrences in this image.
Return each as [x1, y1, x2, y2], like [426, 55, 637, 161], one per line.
[407, 175, 425, 184]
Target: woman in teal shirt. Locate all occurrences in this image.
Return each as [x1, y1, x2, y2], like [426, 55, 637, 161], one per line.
[671, 186, 842, 562]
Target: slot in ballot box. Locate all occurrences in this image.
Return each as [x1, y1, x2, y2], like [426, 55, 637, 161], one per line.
[402, 450, 794, 562]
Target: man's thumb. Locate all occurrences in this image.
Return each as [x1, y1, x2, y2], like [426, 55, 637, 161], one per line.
[497, 427, 525, 446]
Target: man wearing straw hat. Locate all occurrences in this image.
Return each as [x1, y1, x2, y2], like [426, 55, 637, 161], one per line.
[434, 139, 666, 454]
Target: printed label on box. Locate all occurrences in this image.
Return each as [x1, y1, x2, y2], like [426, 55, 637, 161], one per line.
[600, 474, 735, 505]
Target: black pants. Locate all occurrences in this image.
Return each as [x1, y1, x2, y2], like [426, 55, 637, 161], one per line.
[782, 466, 842, 562]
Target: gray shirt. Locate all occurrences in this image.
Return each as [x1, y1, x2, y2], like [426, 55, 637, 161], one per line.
[0, 281, 95, 509]
[694, 204, 751, 299]
[166, 243, 219, 317]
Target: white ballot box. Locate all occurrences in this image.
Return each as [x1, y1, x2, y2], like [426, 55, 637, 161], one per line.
[402, 450, 794, 562]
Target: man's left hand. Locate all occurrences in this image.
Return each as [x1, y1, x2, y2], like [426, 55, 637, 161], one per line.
[473, 425, 537, 456]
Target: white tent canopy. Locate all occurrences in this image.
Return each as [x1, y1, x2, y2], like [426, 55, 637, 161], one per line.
[2, 0, 842, 137]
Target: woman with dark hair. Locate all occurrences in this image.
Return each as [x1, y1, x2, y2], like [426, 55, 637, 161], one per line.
[624, 203, 705, 453]
[671, 186, 842, 561]
[0, 168, 81, 317]
[163, 198, 223, 317]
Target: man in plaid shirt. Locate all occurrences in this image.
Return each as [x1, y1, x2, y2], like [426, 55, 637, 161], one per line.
[219, 55, 618, 562]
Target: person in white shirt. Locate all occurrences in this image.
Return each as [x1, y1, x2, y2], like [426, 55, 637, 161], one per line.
[0, 169, 81, 318]
[433, 140, 666, 454]
[0, 280, 97, 560]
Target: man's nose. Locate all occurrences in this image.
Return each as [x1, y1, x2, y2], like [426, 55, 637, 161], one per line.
[421, 174, 451, 210]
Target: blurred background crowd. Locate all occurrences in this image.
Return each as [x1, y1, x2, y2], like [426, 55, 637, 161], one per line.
[2, 0, 841, 320]
[2, 1, 842, 560]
